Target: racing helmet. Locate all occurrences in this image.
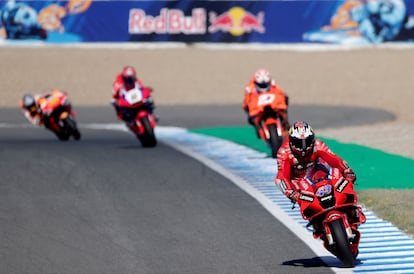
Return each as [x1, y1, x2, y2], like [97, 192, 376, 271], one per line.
[20, 94, 37, 114]
[254, 69, 271, 92]
[121, 66, 137, 87]
[288, 121, 315, 158]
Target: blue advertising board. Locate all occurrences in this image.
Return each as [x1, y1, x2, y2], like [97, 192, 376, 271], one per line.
[1, 0, 414, 44]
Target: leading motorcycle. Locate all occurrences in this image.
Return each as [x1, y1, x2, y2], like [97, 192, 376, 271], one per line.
[247, 91, 288, 158]
[40, 91, 81, 141]
[117, 85, 157, 147]
[292, 168, 366, 268]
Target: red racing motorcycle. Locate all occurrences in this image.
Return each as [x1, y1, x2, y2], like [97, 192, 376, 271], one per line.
[117, 85, 157, 147]
[40, 91, 81, 141]
[292, 168, 366, 268]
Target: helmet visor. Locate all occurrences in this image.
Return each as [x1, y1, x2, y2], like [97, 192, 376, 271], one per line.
[123, 76, 135, 87]
[256, 82, 270, 91]
[290, 136, 314, 152]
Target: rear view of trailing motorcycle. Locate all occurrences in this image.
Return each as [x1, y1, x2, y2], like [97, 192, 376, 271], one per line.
[293, 168, 366, 268]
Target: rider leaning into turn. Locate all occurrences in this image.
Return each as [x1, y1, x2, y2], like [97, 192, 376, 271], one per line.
[242, 68, 289, 132]
[274, 121, 357, 203]
[111, 65, 155, 125]
[19, 89, 67, 127]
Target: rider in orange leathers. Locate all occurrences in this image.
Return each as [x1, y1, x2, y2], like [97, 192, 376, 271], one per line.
[19, 89, 68, 128]
[242, 69, 289, 134]
[112, 65, 155, 124]
[274, 121, 357, 203]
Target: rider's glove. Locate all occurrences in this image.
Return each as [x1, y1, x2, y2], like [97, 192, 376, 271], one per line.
[111, 98, 118, 107]
[286, 190, 300, 203]
[343, 168, 356, 182]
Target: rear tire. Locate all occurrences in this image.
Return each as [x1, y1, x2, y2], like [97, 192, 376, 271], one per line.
[137, 116, 157, 147]
[329, 219, 355, 268]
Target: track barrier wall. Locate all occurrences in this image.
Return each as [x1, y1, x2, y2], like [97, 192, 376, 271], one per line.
[1, 0, 414, 44]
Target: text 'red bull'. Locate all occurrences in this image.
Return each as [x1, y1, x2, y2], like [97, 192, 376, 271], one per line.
[129, 8, 206, 34]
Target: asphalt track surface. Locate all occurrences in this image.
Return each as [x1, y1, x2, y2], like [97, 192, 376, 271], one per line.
[0, 105, 392, 274]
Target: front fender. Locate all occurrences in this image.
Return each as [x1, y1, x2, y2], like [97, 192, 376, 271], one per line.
[135, 111, 156, 134]
[260, 116, 281, 140]
[323, 211, 354, 245]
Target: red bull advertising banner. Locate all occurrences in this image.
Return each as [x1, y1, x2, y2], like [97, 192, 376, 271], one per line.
[1, 0, 414, 45]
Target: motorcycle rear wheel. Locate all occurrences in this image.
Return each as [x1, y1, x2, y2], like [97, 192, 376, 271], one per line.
[329, 219, 355, 268]
[137, 116, 157, 147]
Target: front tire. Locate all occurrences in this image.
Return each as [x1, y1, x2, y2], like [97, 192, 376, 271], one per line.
[63, 117, 81, 140]
[267, 124, 283, 158]
[137, 116, 157, 147]
[55, 131, 70, 141]
[329, 219, 355, 268]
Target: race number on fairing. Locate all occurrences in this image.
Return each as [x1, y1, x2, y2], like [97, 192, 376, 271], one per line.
[315, 185, 332, 197]
[121, 86, 143, 104]
[258, 94, 275, 106]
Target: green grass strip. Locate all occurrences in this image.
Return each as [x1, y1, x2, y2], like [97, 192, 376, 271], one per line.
[189, 126, 414, 191]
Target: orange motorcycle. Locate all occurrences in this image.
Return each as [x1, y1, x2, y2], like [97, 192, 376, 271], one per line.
[247, 91, 288, 157]
[39, 91, 81, 141]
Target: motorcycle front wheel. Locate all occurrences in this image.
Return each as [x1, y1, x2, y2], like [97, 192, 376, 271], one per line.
[267, 123, 283, 158]
[55, 131, 70, 141]
[137, 116, 157, 147]
[329, 219, 355, 268]
[63, 117, 81, 140]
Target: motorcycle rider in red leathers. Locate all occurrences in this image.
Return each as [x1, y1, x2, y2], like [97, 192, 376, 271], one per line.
[274, 121, 365, 227]
[276, 121, 366, 259]
[111, 65, 155, 127]
[275, 121, 357, 202]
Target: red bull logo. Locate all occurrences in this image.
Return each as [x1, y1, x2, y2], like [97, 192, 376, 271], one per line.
[208, 7, 265, 36]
